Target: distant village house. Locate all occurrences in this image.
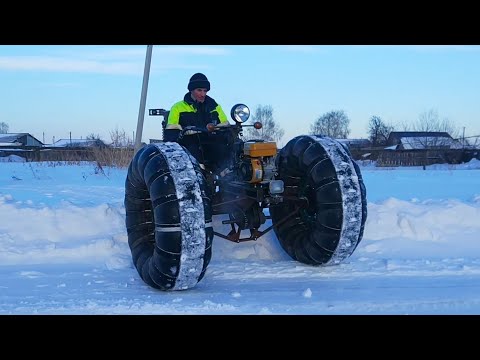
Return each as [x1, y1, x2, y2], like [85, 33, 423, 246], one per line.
[385, 131, 462, 150]
[0, 133, 44, 147]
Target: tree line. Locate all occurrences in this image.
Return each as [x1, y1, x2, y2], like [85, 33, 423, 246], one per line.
[242, 106, 462, 147]
[0, 107, 466, 147]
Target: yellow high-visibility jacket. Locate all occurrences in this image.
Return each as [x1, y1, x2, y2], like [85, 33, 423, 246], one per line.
[166, 93, 228, 131]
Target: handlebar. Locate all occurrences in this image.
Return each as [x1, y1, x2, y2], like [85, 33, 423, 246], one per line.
[179, 124, 232, 139]
[182, 121, 261, 134]
[183, 124, 227, 133]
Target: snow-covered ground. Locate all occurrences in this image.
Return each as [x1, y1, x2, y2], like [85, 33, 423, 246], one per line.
[1, 157, 480, 314]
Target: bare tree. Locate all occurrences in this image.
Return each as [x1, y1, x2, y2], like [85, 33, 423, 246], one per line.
[86, 133, 102, 140]
[310, 110, 350, 138]
[110, 127, 134, 148]
[390, 118, 411, 131]
[243, 105, 284, 143]
[0, 122, 9, 133]
[408, 109, 460, 148]
[414, 109, 459, 136]
[367, 115, 394, 146]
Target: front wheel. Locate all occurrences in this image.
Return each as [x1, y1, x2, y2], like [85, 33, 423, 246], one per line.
[270, 135, 367, 265]
[124, 142, 213, 291]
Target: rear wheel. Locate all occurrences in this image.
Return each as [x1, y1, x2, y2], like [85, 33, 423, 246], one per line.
[271, 135, 367, 265]
[124, 142, 213, 290]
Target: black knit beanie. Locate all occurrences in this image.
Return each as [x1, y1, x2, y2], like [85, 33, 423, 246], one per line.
[188, 73, 211, 91]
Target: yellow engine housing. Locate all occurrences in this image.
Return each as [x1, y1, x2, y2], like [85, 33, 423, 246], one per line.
[249, 159, 263, 183]
[243, 141, 277, 157]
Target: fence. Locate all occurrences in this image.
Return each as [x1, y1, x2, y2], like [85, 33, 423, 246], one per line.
[1, 145, 479, 168]
[352, 148, 476, 167]
[0, 146, 135, 167]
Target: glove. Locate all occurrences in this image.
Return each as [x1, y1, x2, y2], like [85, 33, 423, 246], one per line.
[163, 129, 181, 142]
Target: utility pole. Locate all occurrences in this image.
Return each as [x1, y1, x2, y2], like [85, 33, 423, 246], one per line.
[134, 45, 153, 155]
[463, 126, 466, 148]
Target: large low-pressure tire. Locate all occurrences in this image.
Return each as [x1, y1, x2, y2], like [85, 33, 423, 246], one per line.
[124, 142, 213, 291]
[270, 135, 367, 266]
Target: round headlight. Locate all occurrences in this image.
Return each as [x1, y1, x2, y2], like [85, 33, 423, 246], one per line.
[230, 104, 250, 123]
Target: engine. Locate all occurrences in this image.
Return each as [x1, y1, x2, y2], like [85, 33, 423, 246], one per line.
[238, 141, 278, 183]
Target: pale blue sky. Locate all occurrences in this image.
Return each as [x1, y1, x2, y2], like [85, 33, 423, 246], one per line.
[1, 45, 479, 146]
